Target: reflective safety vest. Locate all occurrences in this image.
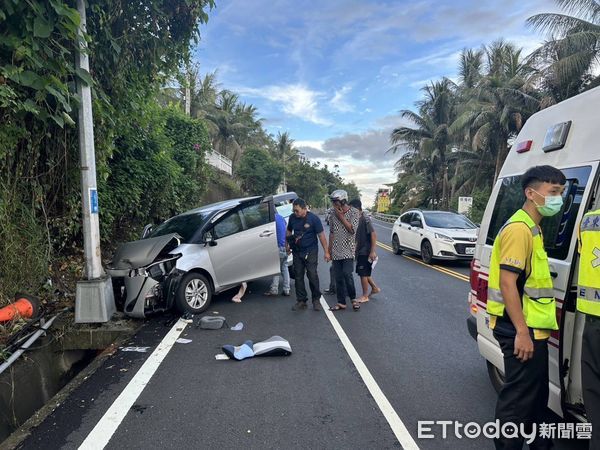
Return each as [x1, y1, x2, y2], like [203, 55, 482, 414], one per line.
[577, 209, 600, 317]
[487, 209, 558, 330]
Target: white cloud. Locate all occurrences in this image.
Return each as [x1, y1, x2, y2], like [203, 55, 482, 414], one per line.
[330, 85, 354, 113]
[295, 140, 324, 151]
[236, 84, 331, 126]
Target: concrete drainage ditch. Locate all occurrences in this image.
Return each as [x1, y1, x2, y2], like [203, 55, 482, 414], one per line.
[0, 316, 138, 445]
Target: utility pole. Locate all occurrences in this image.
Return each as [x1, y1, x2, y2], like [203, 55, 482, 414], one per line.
[184, 71, 191, 116]
[74, 0, 115, 323]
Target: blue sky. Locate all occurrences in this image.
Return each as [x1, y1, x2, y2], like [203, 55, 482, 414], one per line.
[194, 0, 557, 202]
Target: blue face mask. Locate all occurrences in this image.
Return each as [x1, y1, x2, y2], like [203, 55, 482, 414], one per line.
[532, 189, 563, 217]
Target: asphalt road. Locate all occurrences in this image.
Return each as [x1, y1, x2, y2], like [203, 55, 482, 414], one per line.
[15, 218, 587, 449]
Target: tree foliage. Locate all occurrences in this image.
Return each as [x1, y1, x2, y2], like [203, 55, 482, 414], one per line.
[389, 0, 600, 215]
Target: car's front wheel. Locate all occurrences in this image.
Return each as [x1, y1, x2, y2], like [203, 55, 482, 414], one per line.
[175, 272, 212, 314]
[421, 240, 434, 264]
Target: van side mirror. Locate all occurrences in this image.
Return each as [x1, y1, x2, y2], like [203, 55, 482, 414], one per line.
[141, 224, 153, 239]
[204, 231, 217, 247]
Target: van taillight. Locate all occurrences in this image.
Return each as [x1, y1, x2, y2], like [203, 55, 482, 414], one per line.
[470, 259, 478, 291]
[470, 259, 488, 303]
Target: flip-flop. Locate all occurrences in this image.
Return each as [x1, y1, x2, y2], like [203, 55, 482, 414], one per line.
[231, 295, 242, 303]
[358, 296, 370, 303]
[352, 302, 361, 311]
[328, 304, 346, 311]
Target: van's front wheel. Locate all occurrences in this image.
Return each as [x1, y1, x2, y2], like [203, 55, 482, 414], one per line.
[487, 361, 505, 394]
[176, 272, 212, 314]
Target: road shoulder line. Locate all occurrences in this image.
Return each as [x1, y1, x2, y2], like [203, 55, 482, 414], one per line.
[79, 319, 188, 450]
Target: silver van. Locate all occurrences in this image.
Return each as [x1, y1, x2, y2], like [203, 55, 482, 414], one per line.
[107, 196, 281, 318]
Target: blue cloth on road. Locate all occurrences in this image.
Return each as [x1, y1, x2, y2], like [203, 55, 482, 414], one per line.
[275, 212, 287, 247]
[222, 340, 254, 361]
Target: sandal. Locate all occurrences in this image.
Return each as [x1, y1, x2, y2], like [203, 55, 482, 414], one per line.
[328, 304, 346, 311]
[358, 296, 369, 303]
[352, 302, 361, 311]
[231, 295, 242, 303]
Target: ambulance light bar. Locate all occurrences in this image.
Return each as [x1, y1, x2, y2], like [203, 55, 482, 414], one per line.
[543, 121, 571, 153]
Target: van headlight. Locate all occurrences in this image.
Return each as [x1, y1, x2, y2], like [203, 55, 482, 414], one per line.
[434, 233, 454, 242]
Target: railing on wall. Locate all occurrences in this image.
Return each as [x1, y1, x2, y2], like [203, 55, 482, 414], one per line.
[372, 212, 399, 223]
[206, 150, 232, 175]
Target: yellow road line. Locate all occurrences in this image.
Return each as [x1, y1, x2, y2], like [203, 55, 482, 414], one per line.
[376, 241, 470, 283]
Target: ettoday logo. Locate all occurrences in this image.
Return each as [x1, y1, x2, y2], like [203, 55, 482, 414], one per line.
[417, 420, 592, 442]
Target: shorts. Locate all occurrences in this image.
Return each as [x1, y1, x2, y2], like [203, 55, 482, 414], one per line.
[356, 255, 372, 277]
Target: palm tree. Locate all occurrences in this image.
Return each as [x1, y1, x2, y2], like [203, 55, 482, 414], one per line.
[274, 131, 298, 190]
[527, 0, 600, 99]
[390, 78, 456, 209]
[451, 41, 539, 184]
[204, 91, 248, 168]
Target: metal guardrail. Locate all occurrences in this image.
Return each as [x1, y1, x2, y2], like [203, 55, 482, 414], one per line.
[372, 212, 399, 223]
[206, 151, 233, 175]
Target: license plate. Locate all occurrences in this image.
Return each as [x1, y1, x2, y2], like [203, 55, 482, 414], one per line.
[465, 247, 475, 255]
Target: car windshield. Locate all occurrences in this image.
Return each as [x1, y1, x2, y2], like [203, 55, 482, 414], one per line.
[422, 212, 476, 229]
[147, 212, 208, 243]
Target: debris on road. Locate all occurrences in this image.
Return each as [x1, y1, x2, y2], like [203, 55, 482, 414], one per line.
[120, 347, 150, 353]
[176, 338, 192, 344]
[230, 322, 243, 331]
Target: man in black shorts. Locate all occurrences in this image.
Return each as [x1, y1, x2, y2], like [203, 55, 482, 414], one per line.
[349, 199, 381, 303]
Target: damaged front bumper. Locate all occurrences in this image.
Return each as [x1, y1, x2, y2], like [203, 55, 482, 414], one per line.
[106, 234, 184, 318]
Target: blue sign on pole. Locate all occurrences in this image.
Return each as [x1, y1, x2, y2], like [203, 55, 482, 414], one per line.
[89, 188, 99, 214]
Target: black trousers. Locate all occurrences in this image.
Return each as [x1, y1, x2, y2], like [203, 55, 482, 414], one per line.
[494, 333, 552, 450]
[293, 249, 321, 302]
[328, 264, 336, 292]
[333, 258, 356, 305]
[582, 315, 600, 450]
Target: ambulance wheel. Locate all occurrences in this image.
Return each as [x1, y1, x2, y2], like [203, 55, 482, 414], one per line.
[392, 235, 403, 255]
[176, 272, 212, 314]
[487, 361, 505, 394]
[421, 240, 434, 264]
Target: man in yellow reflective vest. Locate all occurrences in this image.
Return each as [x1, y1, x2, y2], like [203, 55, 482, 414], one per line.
[578, 208, 600, 448]
[487, 165, 566, 449]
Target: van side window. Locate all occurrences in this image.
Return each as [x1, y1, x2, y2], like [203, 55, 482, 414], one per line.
[241, 202, 270, 229]
[213, 211, 243, 239]
[486, 166, 593, 260]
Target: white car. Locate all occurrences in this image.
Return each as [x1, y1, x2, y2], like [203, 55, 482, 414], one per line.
[391, 209, 478, 264]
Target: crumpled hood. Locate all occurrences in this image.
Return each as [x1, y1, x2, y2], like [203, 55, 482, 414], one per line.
[108, 233, 181, 270]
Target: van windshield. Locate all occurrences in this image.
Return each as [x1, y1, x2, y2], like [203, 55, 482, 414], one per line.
[486, 166, 593, 260]
[148, 212, 208, 243]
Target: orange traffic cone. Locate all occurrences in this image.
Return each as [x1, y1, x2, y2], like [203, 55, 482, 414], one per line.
[0, 294, 40, 322]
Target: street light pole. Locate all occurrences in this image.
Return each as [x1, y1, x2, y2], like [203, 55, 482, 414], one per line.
[74, 0, 115, 323]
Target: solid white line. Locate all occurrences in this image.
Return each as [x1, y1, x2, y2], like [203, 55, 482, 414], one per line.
[320, 296, 420, 449]
[79, 320, 188, 450]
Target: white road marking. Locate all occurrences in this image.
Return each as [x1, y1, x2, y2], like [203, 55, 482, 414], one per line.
[320, 296, 420, 449]
[79, 320, 188, 450]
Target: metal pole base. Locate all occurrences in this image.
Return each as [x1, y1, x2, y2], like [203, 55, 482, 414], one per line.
[75, 276, 116, 323]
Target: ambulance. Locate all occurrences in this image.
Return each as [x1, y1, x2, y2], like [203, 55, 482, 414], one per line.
[467, 85, 600, 422]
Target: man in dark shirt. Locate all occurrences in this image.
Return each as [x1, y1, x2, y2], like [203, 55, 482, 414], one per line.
[286, 198, 330, 311]
[349, 199, 380, 303]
